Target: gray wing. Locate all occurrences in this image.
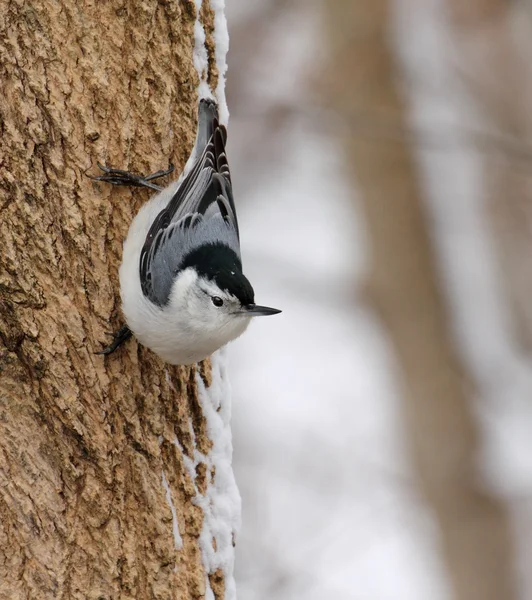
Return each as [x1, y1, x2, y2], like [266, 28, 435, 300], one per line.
[139, 118, 240, 307]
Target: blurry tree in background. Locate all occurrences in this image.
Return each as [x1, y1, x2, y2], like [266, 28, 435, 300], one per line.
[446, 0, 532, 343]
[227, 0, 532, 598]
[323, 2, 517, 599]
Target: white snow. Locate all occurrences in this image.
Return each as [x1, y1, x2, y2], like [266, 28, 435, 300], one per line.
[190, 0, 239, 585]
[209, 0, 230, 125]
[193, 0, 211, 101]
[161, 0, 236, 593]
[191, 1, 238, 587]
[169, 350, 240, 600]
[195, 349, 241, 600]
[162, 470, 183, 551]
[193, 0, 229, 124]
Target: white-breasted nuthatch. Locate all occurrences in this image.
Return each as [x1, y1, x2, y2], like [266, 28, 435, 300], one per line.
[93, 98, 281, 365]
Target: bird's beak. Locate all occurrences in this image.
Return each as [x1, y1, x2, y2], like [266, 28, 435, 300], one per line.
[242, 304, 282, 317]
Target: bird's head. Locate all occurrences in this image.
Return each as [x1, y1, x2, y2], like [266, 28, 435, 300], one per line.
[168, 243, 281, 349]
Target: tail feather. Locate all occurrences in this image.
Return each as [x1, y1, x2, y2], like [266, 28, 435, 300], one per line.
[195, 98, 219, 159]
[180, 98, 220, 181]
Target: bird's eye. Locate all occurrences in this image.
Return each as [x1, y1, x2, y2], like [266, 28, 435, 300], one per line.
[212, 296, 224, 307]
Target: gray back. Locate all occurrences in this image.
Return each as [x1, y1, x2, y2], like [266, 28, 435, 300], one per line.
[139, 111, 240, 307]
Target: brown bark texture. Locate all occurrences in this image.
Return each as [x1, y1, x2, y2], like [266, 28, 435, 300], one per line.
[0, 1, 226, 599]
[323, 1, 517, 599]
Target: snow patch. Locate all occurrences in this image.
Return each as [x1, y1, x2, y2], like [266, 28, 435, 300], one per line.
[209, 0, 230, 124]
[193, 0, 229, 124]
[193, 0, 211, 101]
[171, 349, 240, 600]
[162, 470, 183, 551]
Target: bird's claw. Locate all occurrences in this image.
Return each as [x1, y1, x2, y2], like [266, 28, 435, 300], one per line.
[96, 324, 133, 356]
[88, 163, 174, 192]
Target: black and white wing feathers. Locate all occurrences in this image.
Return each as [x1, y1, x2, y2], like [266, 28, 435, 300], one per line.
[139, 108, 239, 307]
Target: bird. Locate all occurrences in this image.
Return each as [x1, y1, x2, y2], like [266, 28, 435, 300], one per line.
[92, 98, 281, 365]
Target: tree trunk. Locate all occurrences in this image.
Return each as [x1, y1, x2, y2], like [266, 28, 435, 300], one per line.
[0, 2, 238, 599]
[446, 0, 532, 361]
[323, 2, 517, 599]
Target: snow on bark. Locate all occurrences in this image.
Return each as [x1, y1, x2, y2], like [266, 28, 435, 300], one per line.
[193, 0, 229, 124]
[171, 350, 241, 600]
[160, 1, 238, 595]
[209, 0, 230, 125]
[162, 470, 184, 552]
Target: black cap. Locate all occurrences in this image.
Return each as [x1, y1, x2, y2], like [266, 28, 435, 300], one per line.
[180, 243, 255, 306]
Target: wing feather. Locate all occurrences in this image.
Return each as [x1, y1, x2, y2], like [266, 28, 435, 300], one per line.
[139, 108, 239, 306]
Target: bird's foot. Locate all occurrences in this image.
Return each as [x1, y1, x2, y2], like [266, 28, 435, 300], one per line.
[89, 163, 175, 192]
[96, 324, 133, 356]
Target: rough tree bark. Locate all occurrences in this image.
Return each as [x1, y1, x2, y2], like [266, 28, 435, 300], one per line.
[0, 2, 234, 599]
[323, 2, 517, 599]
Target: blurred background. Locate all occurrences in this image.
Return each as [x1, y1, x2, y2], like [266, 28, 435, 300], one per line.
[224, 1, 532, 598]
